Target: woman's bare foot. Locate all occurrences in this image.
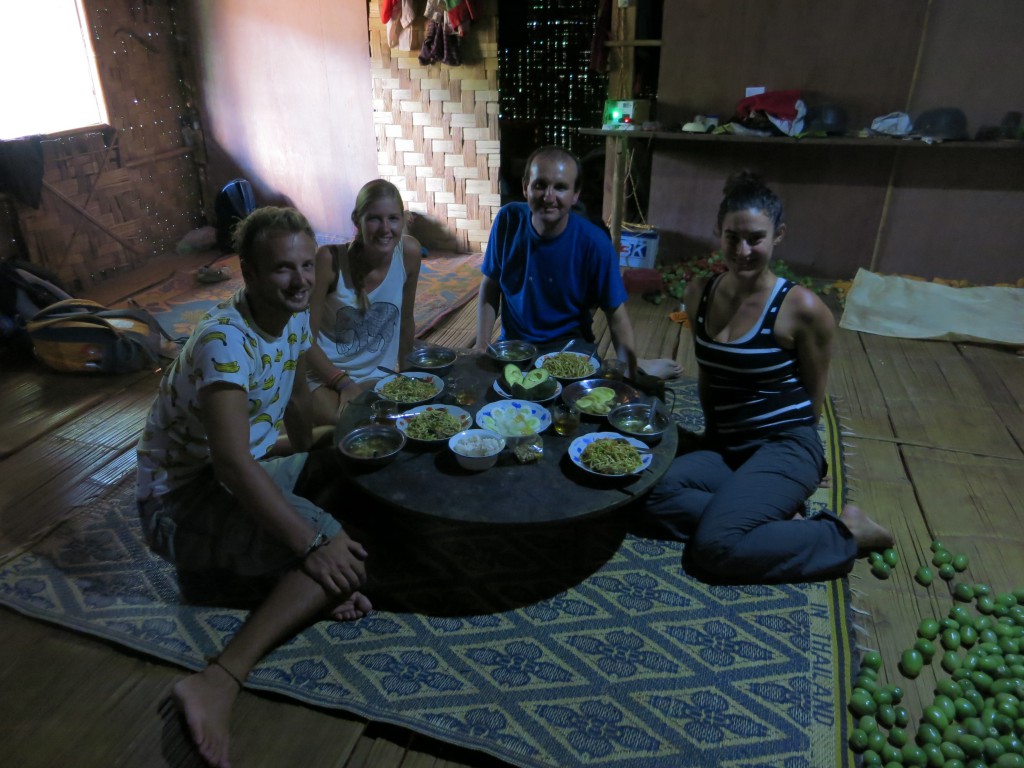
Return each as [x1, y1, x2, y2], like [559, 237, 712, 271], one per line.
[172, 662, 241, 768]
[326, 590, 373, 621]
[841, 505, 894, 553]
[639, 358, 683, 380]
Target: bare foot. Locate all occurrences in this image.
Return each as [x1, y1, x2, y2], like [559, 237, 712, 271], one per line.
[172, 663, 241, 768]
[841, 505, 894, 553]
[326, 590, 373, 622]
[639, 358, 683, 380]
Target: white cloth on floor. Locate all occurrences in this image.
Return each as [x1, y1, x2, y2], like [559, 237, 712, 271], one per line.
[840, 268, 1024, 345]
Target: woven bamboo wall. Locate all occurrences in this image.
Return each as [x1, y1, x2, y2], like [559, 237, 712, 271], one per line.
[367, 1, 500, 254]
[15, 1, 204, 292]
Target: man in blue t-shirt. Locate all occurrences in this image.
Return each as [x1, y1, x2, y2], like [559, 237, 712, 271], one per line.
[473, 146, 682, 380]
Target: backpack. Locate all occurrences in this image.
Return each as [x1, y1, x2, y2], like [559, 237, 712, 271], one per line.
[26, 299, 174, 374]
[214, 178, 256, 252]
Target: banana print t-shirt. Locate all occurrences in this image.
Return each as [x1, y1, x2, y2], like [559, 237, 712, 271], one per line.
[136, 288, 312, 502]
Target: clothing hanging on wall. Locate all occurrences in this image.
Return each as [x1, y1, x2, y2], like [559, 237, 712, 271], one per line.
[0, 136, 44, 209]
[386, 0, 417, 51]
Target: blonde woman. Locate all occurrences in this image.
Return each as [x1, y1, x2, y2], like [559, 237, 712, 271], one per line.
[306, 180, 422, 425]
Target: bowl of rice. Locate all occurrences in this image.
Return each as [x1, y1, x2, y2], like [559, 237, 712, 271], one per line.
[373, 371, 443, 405]
[449, 428, 506, 471]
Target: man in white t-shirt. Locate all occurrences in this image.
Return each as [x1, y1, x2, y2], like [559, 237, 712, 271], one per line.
[136, 206, 369, 768]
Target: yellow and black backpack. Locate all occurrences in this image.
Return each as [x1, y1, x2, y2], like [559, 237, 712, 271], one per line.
[26, 299, 173, 374]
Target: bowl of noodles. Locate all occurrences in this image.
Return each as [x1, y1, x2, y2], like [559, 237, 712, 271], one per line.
[534, 351, 600, 382]
[568, 432, 651, 477]
[373, 372, 443, 405]
[396, 404, 472, 444]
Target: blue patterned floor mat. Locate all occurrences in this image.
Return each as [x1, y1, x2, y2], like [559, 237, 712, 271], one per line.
[0, 385, 854, 768]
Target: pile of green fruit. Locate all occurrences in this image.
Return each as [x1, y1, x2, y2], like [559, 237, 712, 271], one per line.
[503, 364, 558, 401]
[850, 540, 1024, 766]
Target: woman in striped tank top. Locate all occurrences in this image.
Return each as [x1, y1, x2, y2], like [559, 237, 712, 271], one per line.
[644, 172, 891, 583]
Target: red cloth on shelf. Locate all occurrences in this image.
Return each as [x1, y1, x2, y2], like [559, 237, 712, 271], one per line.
[735, 90, 803, 121]
[380, 0, 398, 24]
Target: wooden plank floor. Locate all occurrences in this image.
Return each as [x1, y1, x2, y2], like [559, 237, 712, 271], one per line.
[1, 262, 1021, 767]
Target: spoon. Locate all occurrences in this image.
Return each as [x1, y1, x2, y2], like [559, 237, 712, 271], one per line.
[645, 399, 659, 431]
[559, 338, 577, 353]
[377, 365, 417, 382]
[614, 438, 653, 455]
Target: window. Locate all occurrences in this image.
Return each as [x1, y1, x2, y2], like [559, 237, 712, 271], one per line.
[0, 0, 108, 141]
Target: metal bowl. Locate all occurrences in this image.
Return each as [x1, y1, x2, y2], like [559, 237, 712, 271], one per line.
[561, 378, 642, 417]
[487, 340, 538, 366]
[338, 424, 406, 467]
[404, 345, 457, 377]
[607, 402, 670, 442]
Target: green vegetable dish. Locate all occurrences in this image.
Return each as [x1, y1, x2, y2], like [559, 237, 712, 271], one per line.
[405, 409, 463, 440]
[380, 376, 436, 403]
[581, 438, 642, 475]
[541, 353, 595, 379]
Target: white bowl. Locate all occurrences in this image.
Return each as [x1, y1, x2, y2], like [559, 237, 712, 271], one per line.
[568, 431, 652, 477]
[396, 404, 472, 444]
[534, 351, 600, 382]
[449, 428, 505, 471]
[372, 371, 444, 405]
[475, 399, 551, 437]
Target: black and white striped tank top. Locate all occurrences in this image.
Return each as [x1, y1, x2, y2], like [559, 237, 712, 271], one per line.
[694, 274, 815, 441]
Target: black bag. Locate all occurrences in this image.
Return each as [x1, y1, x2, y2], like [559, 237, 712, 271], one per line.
[214, 178, 256, 252]
[0, 258, 73, 348]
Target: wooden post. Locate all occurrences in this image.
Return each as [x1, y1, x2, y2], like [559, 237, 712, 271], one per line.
[603, 3, 638, 251]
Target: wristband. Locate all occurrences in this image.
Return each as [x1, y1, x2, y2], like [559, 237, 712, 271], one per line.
[328, 371, 350, 392]
[303, 531, 330, 559]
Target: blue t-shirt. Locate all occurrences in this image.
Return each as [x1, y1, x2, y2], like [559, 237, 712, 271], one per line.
[482, 203, 628, 343]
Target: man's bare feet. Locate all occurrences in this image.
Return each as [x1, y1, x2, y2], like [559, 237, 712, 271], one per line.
[326, 590, 373, 621]
[172, 662, 242, 768]
[639, 358, 683, 380]
[841, 505, 894, 553]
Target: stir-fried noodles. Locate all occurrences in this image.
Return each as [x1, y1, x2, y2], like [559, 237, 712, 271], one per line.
[580, 438, 642, 475]
[380, 376, 437, 402]
[405, 409, 463, 440]
[541, 352, 594, 379]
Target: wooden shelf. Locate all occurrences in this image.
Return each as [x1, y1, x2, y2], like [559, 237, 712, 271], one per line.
[579, 128, 1024, 150]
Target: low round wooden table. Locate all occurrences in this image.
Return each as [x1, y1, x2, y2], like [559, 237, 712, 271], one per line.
[334, 352, 677, 525]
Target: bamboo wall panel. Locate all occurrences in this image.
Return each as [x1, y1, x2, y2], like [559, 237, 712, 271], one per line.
[367, 1, 500, 253]
[14, 1, 204, 291]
